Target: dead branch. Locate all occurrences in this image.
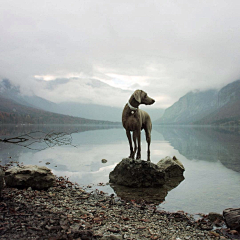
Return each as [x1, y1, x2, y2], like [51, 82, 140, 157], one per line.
[0, 131, 76, 150]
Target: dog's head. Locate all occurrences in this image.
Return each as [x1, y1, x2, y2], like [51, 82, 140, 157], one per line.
[133, 90, 155, 105]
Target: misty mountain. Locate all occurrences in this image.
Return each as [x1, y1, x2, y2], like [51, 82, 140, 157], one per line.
[155, 89, 218, 124]
[37, 78, 164, 121]
[0, 79, 33, 108]
[0, 79, 163, 122]
[47, 102, 164, 122]
[0, 95, 119, 125]
[196, 80, 240, 125]
[49, 102, 123, 122]
[156, 79, 240, 125]
[0, 79, 57, 110]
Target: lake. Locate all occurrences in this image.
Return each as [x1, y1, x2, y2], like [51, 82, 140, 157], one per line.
[0, 124, 240, 214]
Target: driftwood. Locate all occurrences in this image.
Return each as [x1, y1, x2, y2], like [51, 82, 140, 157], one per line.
[223, 208, 240, 230]
[0, 131, 76, 150]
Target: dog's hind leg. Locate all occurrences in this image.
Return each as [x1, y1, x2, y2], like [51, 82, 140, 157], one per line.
[136, 129, 141, 160]
[126, 130, 134, 159]
[145, 129, 152, 161]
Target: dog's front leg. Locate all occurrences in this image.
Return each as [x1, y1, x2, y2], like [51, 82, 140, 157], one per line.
[126, 130, 134, 159]
[133, 130, 138, 159]
[136, 129, 141, 160]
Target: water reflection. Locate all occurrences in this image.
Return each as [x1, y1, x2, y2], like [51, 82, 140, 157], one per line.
[110, 176, 184, 204]
[0, 124, 120, 138]
[0, 124, 121, 165]
[0, 124, 240, 214]
[154, 126, 240, 172]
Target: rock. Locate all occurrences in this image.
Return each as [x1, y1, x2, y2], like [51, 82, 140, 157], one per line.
[223, 208, 240, 230]
[102, 234, 123, 240]
[5, 165, 56, 190]
[0, 167, 5, 197]
[109, 158, 165, 187]
[157, 156, 185, 178]
[109, 157, 185, 188]
[74, 230, 93, 239]
[102, 159, 108, 163]
[1, 172, 225, 240]
[207, 212, 223, 222]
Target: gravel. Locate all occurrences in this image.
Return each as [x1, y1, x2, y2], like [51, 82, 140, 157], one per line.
[0, 174, 237, 239]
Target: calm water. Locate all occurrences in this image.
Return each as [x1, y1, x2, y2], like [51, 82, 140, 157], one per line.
[0, 124, 240, 214]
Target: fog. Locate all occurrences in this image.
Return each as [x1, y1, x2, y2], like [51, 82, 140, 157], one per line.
[1, 0, 240, 108]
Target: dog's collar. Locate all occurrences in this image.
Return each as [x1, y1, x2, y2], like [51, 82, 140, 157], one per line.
[128, 101, 138, 111]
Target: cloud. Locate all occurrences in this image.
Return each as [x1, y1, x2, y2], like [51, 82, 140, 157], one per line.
[34, 78, 131, 108]
[0, 0, 240, 108]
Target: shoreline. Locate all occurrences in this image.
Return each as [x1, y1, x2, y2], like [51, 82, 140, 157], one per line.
[0, 175, 234, 239]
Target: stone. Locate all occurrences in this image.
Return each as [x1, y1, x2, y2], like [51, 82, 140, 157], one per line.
[207, 212, 223, 222]
[109, 158, 165, 187]
[223, 208, 240, 230]
[5, 165, 56, 190]
[0, 168, 5, 197]
[157, 156, 185, 178]
[102, 159, 108, 163]
[102, 234, 123, 240]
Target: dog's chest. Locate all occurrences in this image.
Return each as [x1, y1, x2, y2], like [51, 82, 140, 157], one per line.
[123, 113, 142, 131]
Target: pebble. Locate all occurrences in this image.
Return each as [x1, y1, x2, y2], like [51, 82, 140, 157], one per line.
[0, 175, 235, 239]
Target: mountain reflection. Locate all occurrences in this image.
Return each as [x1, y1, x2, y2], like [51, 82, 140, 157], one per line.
[154, 126, 240, 172]
[0, 124, 119, 137]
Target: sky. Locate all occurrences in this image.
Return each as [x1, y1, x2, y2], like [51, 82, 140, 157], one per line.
[1, 0, 240, 109]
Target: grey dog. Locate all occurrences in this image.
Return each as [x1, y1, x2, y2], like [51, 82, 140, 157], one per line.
[122, 90, 155, 161]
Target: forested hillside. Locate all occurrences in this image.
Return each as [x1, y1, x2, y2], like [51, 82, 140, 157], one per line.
[0, 97, 119, 125]
[156, 80, 240, 126]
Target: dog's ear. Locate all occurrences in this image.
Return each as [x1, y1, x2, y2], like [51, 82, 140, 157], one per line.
[133, 90, 142, 103]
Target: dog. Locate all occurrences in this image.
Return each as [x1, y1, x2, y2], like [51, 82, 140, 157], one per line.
[122, 90, 155, 161]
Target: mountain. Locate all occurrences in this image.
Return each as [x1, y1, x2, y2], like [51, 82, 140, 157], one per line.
[45, 102, 164, 123]
[34, 78, 164, 121]
[33, 77, 129, 122]
[0, 79, 57, 110]
[0, 79, 32, 107]
[0, 95, 119, 125]
[156, 79, 240, 126]
[196, 80, 240, 125]
[0, 79, 163, 122]
[155, 89, 218, 125]
[0, 78, 124, 121]
[42, 102, 123, 122]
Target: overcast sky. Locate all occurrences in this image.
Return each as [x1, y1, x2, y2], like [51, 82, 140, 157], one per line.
[1, 0, 240, 108]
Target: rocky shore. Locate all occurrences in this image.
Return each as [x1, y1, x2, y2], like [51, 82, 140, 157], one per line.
[0, 174, 238, 240]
